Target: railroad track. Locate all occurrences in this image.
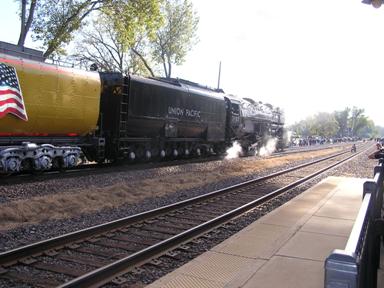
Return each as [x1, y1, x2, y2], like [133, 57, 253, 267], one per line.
[0, 142, 357, 186]
[0, 154, 223, 186]
[0, 144, 370, 287]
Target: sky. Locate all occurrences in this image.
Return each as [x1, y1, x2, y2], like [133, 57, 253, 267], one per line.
[1, 0, 384, 126]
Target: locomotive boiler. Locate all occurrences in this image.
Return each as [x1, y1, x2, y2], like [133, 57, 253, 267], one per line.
[235, 98, 285, 154]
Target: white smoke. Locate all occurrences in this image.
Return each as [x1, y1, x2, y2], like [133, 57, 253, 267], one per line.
[225, 141, 243, 159]
[258, 138, 278, 157]
[286, 130, 293, 144]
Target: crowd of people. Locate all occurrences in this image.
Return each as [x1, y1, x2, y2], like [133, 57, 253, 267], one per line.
[290, 136, 359, 147]
[290, 135, 384, 160]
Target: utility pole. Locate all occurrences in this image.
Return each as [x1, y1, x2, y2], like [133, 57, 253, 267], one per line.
[217, 61, 221, 90]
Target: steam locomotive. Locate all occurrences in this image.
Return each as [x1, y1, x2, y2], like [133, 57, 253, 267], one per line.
[0, 49, 284, 174]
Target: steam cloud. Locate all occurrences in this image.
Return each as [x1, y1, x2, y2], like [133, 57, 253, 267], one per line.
[258, 138, 278, 157]
[225, 141, 243, 159]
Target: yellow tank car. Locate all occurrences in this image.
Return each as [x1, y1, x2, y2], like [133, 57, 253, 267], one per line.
[0, 53, 101, 136]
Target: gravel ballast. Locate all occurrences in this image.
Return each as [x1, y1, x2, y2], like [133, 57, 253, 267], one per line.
[0, 143, 378, 273]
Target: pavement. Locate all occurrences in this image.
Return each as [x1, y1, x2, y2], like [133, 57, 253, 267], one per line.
[146, 176, 368, 288]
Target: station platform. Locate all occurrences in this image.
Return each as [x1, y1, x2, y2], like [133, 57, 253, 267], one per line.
[146, 176, 370, 288]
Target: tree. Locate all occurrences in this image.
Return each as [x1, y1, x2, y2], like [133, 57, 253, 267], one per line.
[311, 112, 339, 138]
[71, 17, 129, 73]
[290, 106, 377, 139]
[349, 107, 365, 137]
[105, 0, 163, 50]
[358, 120, 377, 138]
[70, 0, 199, 78]
[71, 16, 155, 76]
[32, 0, 107, 59]
[291, 113, 339, 138]
[130, 38, 157, 76]
[333, 107, 373, 138]
[16, 0, 107, 58]
[375, 125, 384, 138]
[15, 0, 162, 60]
[333, 108, 350, 137]
[17, 0, 37, 46]
[290, 119, 312, 138]
[151, 0, 199, 78]
[70, 0, 162, 76]
[100, 0, 163, 75]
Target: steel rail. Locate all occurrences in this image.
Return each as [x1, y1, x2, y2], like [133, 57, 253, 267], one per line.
[60, 145, 366, 288]
[0, 147, 363, 267]
[0, 154, 223, 185]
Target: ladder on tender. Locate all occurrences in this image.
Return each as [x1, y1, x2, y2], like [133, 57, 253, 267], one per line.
[117, 80, 130, 158]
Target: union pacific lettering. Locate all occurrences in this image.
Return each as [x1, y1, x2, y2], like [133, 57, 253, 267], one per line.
[186, 109, 200, 118]
[168, 106, 201, 119]
[168, 106, 184, 117]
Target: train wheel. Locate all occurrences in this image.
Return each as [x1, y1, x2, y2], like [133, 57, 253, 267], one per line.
[172, 148, 178, 158]
[128, 151, 136, 161]
[34, 155, 53, 171]
[185, 148, 190, 157]
[4, 157, 22, 173]
[145, 150, 152, 161]
[195, 148, 201, 157]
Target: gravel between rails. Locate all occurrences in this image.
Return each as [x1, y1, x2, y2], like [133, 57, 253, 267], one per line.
[120, 145, 379, 287]
[0, 144, 377, 256]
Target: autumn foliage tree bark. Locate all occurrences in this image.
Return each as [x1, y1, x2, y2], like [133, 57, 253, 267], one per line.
[17, 0, 37, 47]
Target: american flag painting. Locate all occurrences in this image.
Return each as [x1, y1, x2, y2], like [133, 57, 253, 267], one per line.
[0, 62, 28, 121]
